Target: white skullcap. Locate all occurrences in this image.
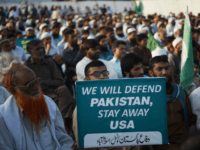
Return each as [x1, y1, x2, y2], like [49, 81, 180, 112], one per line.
[157, 21, 163, 28]
[0, 25, 6, 31]
[172, 37, 183, 48]
[39, 23, 48, 31]
[127, 28, 136, 34]
[26, 19, 32, 25]
[87, 35, 95, 39]
[77, 17, 83, 22]
[40, 32, 51, 40]
[25, 27, 33, 32]
[60, 26, 68, 36]
[132, 18, 138, 24]
[35, 20, 39, 24]
[174, 26, 181, 33]
[83, 26, 89, 30]
[168, 17, 175, 24]
[115, 23, 122, 28]
[152, 47, 168, 58]
[75, 15, 79, 19]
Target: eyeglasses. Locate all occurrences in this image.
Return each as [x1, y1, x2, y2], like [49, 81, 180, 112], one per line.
[88, 71, 109, 78]
[18, 77, 41, 90]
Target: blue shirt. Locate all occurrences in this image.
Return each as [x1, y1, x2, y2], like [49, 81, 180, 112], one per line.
[53, 35, 63, 46]
[99, 49, 113, 61]
[110, 57, 123, 78]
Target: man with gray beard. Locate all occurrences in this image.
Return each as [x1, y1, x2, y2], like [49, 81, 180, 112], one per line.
[0, 39, 22, 84]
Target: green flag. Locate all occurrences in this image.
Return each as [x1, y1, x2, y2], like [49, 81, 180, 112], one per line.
[137, 0, 143, 15]
[180, 9, 194, 93]
[134, 0, 138, 14]
[19, 0, 24, 3]
[147, 31, 162, 52]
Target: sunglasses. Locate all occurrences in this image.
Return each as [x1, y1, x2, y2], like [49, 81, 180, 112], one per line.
[89, 71, 109, 78]
[18, 77, 42, 90]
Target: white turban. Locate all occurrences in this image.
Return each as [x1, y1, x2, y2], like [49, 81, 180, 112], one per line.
[40, 32, 51, 40]
[172, 37, 183, 48]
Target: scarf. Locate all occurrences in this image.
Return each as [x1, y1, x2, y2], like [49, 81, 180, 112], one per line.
[166, 83, 189, 131]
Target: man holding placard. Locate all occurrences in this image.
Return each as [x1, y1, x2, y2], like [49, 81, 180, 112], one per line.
[149, 48, 197, 150]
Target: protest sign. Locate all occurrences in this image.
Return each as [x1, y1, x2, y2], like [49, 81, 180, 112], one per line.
[16, 38, 37, 54]
[76, 78, 168, 148]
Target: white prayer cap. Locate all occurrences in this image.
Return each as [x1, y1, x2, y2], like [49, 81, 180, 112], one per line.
[127, 28, 136, 34]
[115, 23, 122, 28]
[168, 17, 175, 23]
[132, 18, 138, 24]
[25, 27, 33, 32]
[40, 32, 51, 40]
[60, 26, 68, 36]
[83, 26, 89, 30]
[174, 26, 181, 33]
[35, 20, 40, 24]
[172, 37, 183, 48]
[39, 23, 48, 31]
[77, 17, 83, 22]
[0, 25, 6, 31]
[75, 15, 79, 19]
[87, 35, 95, 39]
[157, 21, 163, 28]
[152, 47, 168, 58]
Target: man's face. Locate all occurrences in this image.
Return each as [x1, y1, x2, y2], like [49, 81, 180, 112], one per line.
[68, 33, 77, 46]
[86, 46, 100, 60]
[126, 62, 144, 78]
[150, 62, 171, 83]
[99, 38, 107, 48]
[85, 66, 109, 80]
[42, 37, 51, 46]
[172, 20, 176, 26]
[158, 32, 166, 41]
[26, 30, 34, 38]
[1, 29, 7, 37]
[116, 29, 123, 36]
[15, 70, 40, 98]
[52, 27, 60, 36]
[194, 63, 199, 76]
[138, 38, 148, 48]
[167, 43, 174, 53]
[174, 41, 182, 57]
[8, 37, 16, 49]
[175, 29, 183, 38]
[128, 32, 137, 40]
[125, 19, 130, 24]
[30, 43, 45, 59]
[41, 27, 48, 33]
[100, 29, 107, 36]
[114, 44, 126, 60]
[1, 41, 11, 52]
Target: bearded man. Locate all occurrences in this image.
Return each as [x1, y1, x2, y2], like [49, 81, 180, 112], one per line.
[0, 39, 22, 84]
[0, 63, 73, 150]
[149, 48, 197, 150]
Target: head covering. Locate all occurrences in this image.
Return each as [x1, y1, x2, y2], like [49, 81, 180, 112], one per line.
[115, 23, 122, 28]
[87, 35, 95, 39]
[172, 37, 183, 48]
[174, 26, 181, 33]
[25, 27, 33, 32]
[40, 32, 51, 40]
[59, 26, 68, 36]
[0, 25, 6, 31]
[39, 23, 48, 31]
[157, 21, 163, 28]
[132, 18, 138, 24]
[152, 47, 168, 58]
[168, 17, 175, 24]
[83, 26, 89, 30]
[77, 17, 83, 23]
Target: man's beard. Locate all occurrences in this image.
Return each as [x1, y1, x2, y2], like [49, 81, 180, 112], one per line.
[19, 26, 25, 31]
[88, 52, 99, 60]
[52, 33, 59, 39]
[152, 72, 172, 89]
[117, 33, 124, 37]
[2, 51, 15, 62]
[129, 38, 137, 46]
[16, 87, 51, 135]
[129, 71, 143, 78]
[100, 45, 108, 52]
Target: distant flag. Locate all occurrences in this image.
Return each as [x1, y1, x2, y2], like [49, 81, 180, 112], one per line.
[137, 0, 143, 15]
[147, 31, 162, 52]
[134, 0, 138, 14]
[19, 0, 24, 3]
[180, 7, 194, 93]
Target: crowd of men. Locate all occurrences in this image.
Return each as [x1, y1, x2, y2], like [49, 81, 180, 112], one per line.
[0, 3, 200, 150]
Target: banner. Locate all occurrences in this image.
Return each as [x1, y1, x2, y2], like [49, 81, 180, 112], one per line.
[16, 38, 37, 54]
[76, 78, 168, 148]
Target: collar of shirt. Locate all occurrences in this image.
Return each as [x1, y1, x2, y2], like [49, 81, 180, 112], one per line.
[84, 56, 92, 62]
[64, 42, 73, 50]
[111, 57, 120, 63]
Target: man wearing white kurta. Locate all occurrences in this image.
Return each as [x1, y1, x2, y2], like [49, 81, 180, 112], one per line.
[0, 63, 73, 150]
[76, 39, 118, 81]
